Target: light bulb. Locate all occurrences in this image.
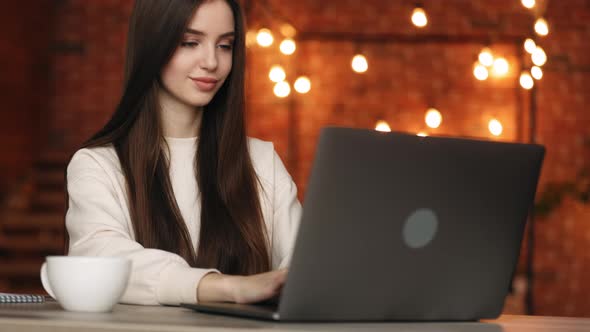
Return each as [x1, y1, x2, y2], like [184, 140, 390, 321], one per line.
[375, 120, 391, 132]
[492, 57, 509, 76]
[473, 63, 489, 81]
[478, 48, 494, 67]
[269, 65, 286, 83]
[532, 46, 547, 66]
[294, 76, 311, 94]
[425, 108, 442, 129]
[531, 66, 543, 80]
[521, 0, 536, 9]
[489, 119, 503, 136]
[520, 71, 534, 89]
[245, 30, 257, 48]
[280, 38, 296, 55]
[524, 38, 537, 54]
[273, 81, 291, 98]
[535, 18, 549, 36]
[411, 7, 428, 27]
[280, 24, 297, 38]
[352, 54, 368, 73]
[256, 28, 274, 47]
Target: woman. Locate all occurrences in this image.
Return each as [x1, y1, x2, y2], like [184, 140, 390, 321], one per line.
[65, 0, 301, 306]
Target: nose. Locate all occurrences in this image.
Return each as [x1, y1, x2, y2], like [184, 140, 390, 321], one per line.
[199, 43, 218, 72]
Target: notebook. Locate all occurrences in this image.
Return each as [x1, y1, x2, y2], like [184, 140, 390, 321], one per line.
[182, 127, 545, 321]
[0, 292, 45, 303]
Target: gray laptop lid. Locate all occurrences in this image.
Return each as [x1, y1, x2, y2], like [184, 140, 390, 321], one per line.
[276, 127, 544, 321]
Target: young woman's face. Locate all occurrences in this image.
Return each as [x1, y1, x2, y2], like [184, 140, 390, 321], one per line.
[160, 0, 235, 108]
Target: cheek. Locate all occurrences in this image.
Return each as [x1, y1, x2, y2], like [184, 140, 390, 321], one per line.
[161, 53, 194, 85]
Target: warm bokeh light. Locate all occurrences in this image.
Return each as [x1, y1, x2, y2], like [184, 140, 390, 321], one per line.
[280, 38, 296, 55]
[535, 18, 549, 36]
[256, 28, 274, 47]
[425, 108, 442, 129]
[280, 23, 297, 38]
[491, 57, 509, 76]
[478, 48, 494, 67]
[473, 63, 489, 81]
[273, 81, 291, 98]
[411, 7, 428, 27]
[488, 119, 503, 136]
[375, 120, 391, 132]
[245, 30, 257, 48]
[352, 54, 369, 73]
[294, 76, 311, 94]
[531, 66, 543, 80]
[520, 71, 534, 90]
[532, 46, 547, 66]
[417, 132, 428, 137]
[524, 38, 537, 54]
[269, 65, 286, 83]
[521, 0, 536, 9]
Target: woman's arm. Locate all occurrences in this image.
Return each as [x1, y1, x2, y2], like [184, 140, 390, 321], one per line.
[197, 268, 287, 303]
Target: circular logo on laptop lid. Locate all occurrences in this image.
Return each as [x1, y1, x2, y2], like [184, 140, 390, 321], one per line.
[402, 208, 439, 249]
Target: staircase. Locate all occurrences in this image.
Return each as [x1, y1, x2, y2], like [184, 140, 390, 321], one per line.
[0, 150, 68, 294]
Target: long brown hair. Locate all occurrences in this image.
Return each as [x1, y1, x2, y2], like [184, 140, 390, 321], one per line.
[65, 0, 270, 275]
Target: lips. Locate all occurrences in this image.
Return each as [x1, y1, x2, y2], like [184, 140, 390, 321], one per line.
[191, 77, 218, 92]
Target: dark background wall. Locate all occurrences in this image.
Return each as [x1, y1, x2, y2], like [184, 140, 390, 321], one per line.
[0, 0, 589, 317]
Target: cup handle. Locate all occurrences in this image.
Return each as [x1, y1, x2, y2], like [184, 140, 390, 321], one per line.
[40, 262, 56, 299]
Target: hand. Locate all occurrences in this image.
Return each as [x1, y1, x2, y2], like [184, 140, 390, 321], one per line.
[197, 268, 288, 304]
[229, 268, 288, 304]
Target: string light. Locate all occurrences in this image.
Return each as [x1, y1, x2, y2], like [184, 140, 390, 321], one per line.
[473, 62, 489, 81]
[245, 30, 257, 48]
[535, 18, 549, 36]
[280, 23, 297, 38]
[256, 28, 274, 47]
[294, 76, 311, 94]
[524, 38, 537, 54]
[478, 48, 494, 67]
[532, 46, 547, 66]
[352, 54, 369, 73]
[425, 108, 442, 129]
[273, 81, 291, 98]
[531, 66, 543, 80]
[269, 65, 286, 83]
[520, 71, 534, 89]
[521, 0, 536, 9]
[488, 119, 503, 136]
[375, 120, 391, 132]
[491, 57, 509, 76]
[280, 38, 296, 55]
[411, 6, 428, 27]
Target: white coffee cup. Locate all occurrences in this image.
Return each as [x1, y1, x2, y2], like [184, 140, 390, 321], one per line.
[40, 256, 131, 312]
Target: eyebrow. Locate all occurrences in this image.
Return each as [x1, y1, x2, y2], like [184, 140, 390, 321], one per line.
[185, 28, 235, 39]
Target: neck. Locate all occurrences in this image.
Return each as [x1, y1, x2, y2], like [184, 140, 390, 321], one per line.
[158, 88, 203, 138]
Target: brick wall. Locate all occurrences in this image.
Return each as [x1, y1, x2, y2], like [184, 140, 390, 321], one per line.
[0, 1, 54, 192]
[3, 0, 589, 316]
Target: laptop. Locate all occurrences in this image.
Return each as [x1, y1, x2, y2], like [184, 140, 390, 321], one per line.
[182, 127, 545, 321]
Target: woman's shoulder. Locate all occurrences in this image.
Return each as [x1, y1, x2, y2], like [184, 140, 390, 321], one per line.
[247, 137, 278, 182]
[67, 144, 122, 181]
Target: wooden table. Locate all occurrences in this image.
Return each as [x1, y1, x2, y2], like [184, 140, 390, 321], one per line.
[1, 300, 589, 332]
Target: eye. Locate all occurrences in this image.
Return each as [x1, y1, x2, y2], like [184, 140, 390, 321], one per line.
[180, 41, 199, 48]
[218, 44, 233, 51]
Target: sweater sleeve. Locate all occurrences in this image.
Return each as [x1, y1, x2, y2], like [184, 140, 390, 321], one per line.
[65, 150, 219, 306]
[270, 149, 302, 269]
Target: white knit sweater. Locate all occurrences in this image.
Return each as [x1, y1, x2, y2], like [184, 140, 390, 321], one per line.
[65, 137, 302, 306]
